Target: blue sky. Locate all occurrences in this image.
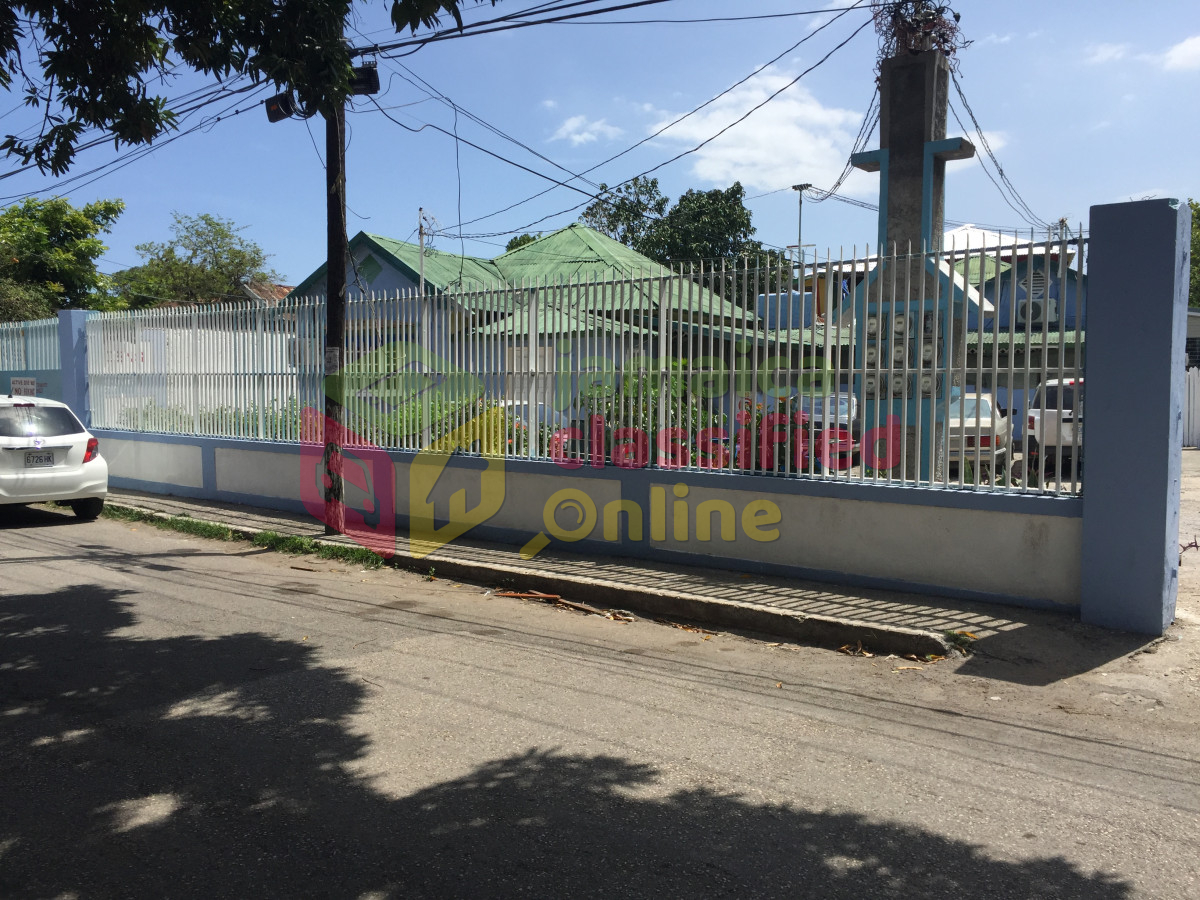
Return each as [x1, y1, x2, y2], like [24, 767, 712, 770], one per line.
[2, 0, 1198, 286]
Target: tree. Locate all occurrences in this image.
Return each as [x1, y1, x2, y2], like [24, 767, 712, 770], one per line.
[1189, 199, 1199, 309]
[641, 184, 758, 265]
[0, 197, 124, 318]
[505, 233, 541, 252]
[112, 213, 279, 306]
[0, 278, 55, 322]
[582, 180, 789, 298]
[581, 177, 670, 257]
[1, 1, 498, 175]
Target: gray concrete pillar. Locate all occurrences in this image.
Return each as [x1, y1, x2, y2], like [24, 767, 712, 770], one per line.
[1080, 199, 1191, 634]
[57, 309, 90, 426]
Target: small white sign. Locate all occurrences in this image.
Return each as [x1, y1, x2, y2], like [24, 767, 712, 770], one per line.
[9, 377, 36, 397]
[324, 347, 342, 375]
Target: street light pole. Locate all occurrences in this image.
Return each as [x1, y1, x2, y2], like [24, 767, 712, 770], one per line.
[266, 60, 378, 537]
[791, 183, 812, 290]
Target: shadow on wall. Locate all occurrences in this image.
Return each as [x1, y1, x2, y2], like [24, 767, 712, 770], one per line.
[0, 584, 1132, 898]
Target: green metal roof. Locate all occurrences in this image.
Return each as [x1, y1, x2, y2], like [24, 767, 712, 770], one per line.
[952, 256, 1012, 282]
[289, 232, 502, 298]
[494, 223, 670, 283]
[364, 233, 502, 288]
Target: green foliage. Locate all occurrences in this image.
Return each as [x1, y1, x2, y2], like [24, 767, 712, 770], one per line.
[582, 178, 764, 267]
[580, 179, 788, 292]
[118, 398, 304, 438]
[252, 530, 385, 567]
[101, 504, 237, 541]
[1, 2, 499, 174]
[1189, 199, 1199, 308]
[0, 197, 124, 314]
[504, 233, 541, 252]
[112, 212, 279, 306]
[581, 177, 671, 256]
[0, 277, 55, 322]
[101, 505, 384, 567]
[577, 359, 723, 464]
[642, 183, 757, 264]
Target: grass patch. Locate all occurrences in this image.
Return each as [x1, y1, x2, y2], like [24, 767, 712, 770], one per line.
[102, 506, 385, 569]
[316, 543, 385, 569]
[251, 530, 384, 568]
[102, 505, 235, 541]
[252, 530, 319, 555]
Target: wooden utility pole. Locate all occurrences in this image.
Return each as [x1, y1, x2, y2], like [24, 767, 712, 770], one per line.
[323, 102, 347, 535]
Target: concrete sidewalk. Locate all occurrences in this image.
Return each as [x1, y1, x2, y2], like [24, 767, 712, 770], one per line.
[106, 488, 1047, 656]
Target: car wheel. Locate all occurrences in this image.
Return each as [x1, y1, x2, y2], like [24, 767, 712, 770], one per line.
[71, 498, 105, 520]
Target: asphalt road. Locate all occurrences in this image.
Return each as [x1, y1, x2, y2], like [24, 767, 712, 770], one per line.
[1, 505, 1198, 899]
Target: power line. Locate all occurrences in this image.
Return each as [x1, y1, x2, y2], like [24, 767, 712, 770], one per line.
[520, 7, 870, 26]
[0, 76, 262, 186]
[949, 71, 1048, 230]
[358, 0, 682, 58]
[444, 0, 874, 234]
[446, 16, 871, 243]
[946, 100, 1042, 230]
[806, 87, 879, 203]
[0, 83, 270, 202]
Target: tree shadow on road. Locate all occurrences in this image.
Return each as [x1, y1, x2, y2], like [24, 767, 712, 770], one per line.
[0, 584, 1132, 898]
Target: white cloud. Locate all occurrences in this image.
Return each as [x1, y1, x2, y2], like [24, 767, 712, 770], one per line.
[541, 99, 558, 110]
[1084, 43, 1127, 65]
[551, 114, 623, 146]
[977, 130, 1008, 152]
[1163, 34, 1200, 71]
[648, 68, 871, 196]
[980, 33, 1013, 45]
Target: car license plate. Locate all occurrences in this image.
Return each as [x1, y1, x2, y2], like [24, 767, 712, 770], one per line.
[24, 451, 54, 468]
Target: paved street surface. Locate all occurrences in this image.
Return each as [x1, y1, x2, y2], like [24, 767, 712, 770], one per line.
[2, 491, 1199, 897]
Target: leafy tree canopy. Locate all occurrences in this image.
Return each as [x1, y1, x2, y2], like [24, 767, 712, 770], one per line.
[580, 177, 670, 257]
[0, 197, 124, 317]
[582, 177, 771, 266]
[1189, 199, 1199, 309]
[1, 1, 498, 175]
[112, 212, 279, 306]
[504, 232, 541, 252]
[0, 278, 55, 322]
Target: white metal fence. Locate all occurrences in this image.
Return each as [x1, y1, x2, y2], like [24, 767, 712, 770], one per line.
[83, 235, 1086, 495]
[1185, 368, 1200, 448]
[0, 317, 59, 371]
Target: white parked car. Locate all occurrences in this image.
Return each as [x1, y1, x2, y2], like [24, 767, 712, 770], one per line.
[0, 396, 108, 519]
[942, 392, 1012, 473]
[1026, 378, 1083, 467]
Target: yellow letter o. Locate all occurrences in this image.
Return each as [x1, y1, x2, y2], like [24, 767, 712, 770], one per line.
[544, 489, 598, 542]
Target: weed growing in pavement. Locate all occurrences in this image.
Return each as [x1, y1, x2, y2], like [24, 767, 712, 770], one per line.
[316, 543, 384, 569]
[251, 530, 385, 569]
[100, 506, 384, 569]
[942, 629, 978, 654]
[101, 505, 235, 541]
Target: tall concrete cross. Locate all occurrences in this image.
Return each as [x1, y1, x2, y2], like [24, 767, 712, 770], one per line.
[852, 50, 975, 255]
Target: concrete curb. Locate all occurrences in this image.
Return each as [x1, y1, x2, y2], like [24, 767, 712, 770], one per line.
[106, 500, 954, 658]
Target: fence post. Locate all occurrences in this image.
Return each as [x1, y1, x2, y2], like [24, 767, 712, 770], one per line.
[57, 309, 91, 426]
[1080, 198, 1192, 634]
